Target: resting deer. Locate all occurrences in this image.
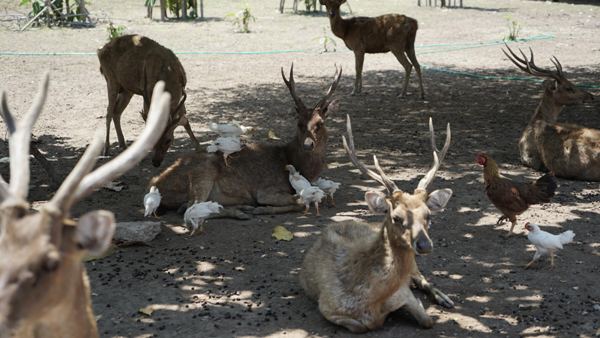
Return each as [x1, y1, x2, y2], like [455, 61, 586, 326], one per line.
[503, 46, 598, 180]
[319, 0, 424, 98]
[299, 115, 454, 332]
[98, 34, 201, 167]
[0, 76, 170, 338]
[149, 65, 341, 219]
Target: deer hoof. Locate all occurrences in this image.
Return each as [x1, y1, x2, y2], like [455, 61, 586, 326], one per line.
[432, 288, 454, 309]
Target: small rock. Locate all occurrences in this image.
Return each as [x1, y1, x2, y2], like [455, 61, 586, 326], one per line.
[114, 221, 161, 243]
[593, 304, 600, 311]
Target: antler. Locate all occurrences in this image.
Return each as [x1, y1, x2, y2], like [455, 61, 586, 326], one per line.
[314, 65, 342, 110]
[281, 63, 307, 112]
[0, 73, 50, 207]
[502, 44, 563, 81]
[416, 117, 451, 191]
[342, 114, 399, 194]
[47, 81, 171, 214]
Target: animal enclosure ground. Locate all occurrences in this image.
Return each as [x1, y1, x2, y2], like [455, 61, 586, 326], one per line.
[0, 0, 599, 337]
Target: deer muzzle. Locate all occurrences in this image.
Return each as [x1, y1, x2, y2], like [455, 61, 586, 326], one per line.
[303, 137, 315, 150]
[414, 232, 433, 255]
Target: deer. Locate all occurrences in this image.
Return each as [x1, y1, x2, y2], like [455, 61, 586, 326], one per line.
[299, 115, 454, 333]
[319, 0, 424, 98]
[0, 75, 170, 338]
[503, 45, 598, 181]
[98, 34, 201, 167]
[149, 65, 342, 220]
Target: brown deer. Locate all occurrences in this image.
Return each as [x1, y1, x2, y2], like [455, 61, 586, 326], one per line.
[0, 75, 170, 338]
[149, 65, 341, 219]
[503, 46, 598, 180]
[98, 34, 201, 167]
[319, 0, 424, 98]
[299, 115, 454, 332]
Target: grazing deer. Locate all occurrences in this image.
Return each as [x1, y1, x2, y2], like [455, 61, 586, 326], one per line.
[149, 65, 341, 219]
[0, 76, 170, 338]
[299, 115, 454, 333]
[319, 0, 424, 98]
[503, 46, 598, 180]
[98, 34, 201, 167]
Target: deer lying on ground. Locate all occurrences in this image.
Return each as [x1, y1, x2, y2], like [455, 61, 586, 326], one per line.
[149, 65, 341, 219]
[503, 46, 598, 180]
[0, 75, 170, 338]
[299, 115, 454, 332]
[98, 34, 200, 167]
[320, 0, 424, 98]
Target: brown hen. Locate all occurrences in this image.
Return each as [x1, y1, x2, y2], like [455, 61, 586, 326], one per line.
[476, 153, 557, 237]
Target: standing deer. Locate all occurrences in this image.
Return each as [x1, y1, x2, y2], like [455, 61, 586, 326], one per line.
[299, 115, 453, 333]
[319, 0, 424, 98]
[149, 65, 341, 219]
[0, 76, 170, 338]
[98, 34, 200, 167]
[503, 46, 598, 180]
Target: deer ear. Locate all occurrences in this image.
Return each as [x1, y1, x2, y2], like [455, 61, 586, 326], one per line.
[320, 99, 339, 119]
[542, 79, 557, 92]
[426, 188, 453, 213]
[75, 210, 115, 256]
[365, 191, 389, 214]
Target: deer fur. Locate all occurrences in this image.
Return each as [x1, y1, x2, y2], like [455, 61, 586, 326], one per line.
[149, 65, 342, 219]
[98, 34, 201, 167]
[503, 46, 598, 180]
[320, 0, 424, 98]
[299, 115, 454, 332]
[0, 75, 170, 338]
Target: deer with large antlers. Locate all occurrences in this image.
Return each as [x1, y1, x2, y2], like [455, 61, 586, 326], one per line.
[320, 0, 424, 98]
[149, 65, 341, 220]
[0, 76, 170, 338]
[98, 34, 201, 167]
[503, 45, 597, 180]
[299, 115, 453, 332]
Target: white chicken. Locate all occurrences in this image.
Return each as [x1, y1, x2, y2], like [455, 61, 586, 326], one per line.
[207, 136, 242, 166]
[143, 186, 161, 217]
[183, 201, 224, 236]
[314, 177, 341, 207]
[299, 186, 326, 216]
[208, 122, 252, 137]
[285, 164, 311, 194]
[524, 222, 575, 269]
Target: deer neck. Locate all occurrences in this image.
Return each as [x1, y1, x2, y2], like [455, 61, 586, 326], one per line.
[285, 133, 327, 182]
[328, 6, 348, 39]
[531, 90, 563, 124]
[377, 222, 414, 289]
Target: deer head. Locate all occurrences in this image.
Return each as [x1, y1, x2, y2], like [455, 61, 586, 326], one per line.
[319, 0, 345, 16]
[150, 91, 187, 167]
[343, 115, 452, 255]
[0, 75, 170, 336]
[503, 45, 594, 106]
[281, 64, 341, 153]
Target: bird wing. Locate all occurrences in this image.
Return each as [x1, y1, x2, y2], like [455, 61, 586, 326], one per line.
[486, 177, 529, 216]
[529, 231, 563, 250]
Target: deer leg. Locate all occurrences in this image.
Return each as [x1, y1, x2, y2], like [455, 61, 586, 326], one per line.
[411, 263, 454, 308]
[392, 287, 434, 329]
[251, 189, 304, 214]
[392, 49, 413, 98]
[180, 115, 201, 151]
[103, 85, 120, 156]
[405, 47, 425, 99]
[352, 51, 364, 95]
[112, 91, 134, 150]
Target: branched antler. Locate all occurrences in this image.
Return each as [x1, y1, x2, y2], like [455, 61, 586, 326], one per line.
[416, 117, 451, 191]
[315, 65, 342, 110]
[281, 63, 307, 111]
[502, 44, 564, 81]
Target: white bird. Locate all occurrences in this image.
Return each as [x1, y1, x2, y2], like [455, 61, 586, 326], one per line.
[184, 201, 224, 235]
[207, 136, 242, 166]
[314, 177, 341, 207]
[285, 164, 311, 194]
[524, 222, 575, 269]
[143, 186, 161, 217]
[208, 122, 252, 137]
[299, 186, 326, 216]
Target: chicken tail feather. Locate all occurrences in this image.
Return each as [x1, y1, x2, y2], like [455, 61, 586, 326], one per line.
[559, 230, 575, 245]
[527, 173, 558, 204]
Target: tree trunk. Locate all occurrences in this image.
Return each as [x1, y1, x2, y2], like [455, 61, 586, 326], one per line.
[160, 0, 167, 20]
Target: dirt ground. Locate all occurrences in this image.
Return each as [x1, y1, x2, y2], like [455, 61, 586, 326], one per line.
[1, 0, 600, 337]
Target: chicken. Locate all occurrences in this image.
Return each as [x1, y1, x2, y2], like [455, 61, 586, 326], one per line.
[476, 153, 557, 237]
[207, 136, 242, 166]
[143, 186, 161, 217]
[299, 186, 326, 216]
[314, 177, 341, 207]
[524, 222, 575, 269]
[183, 201, 224, 235]
[208, 122, 252, 137]
[285, 164, 311, 194]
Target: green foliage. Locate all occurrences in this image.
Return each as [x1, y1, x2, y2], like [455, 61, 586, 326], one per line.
[107, 22, 126, 41]
[160, 0, 197, 19]
[314, 27, 336, 53]
[504, 16, 521, 42]
[226, 4, 256, 33]
[20, 0, 90, 24]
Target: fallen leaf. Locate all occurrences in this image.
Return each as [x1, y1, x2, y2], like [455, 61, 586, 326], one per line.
[138, 305, 155, 316]
[103, 181, 126, 192]
[272, 225, 293, 241]
[267, 129, 280, 140]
